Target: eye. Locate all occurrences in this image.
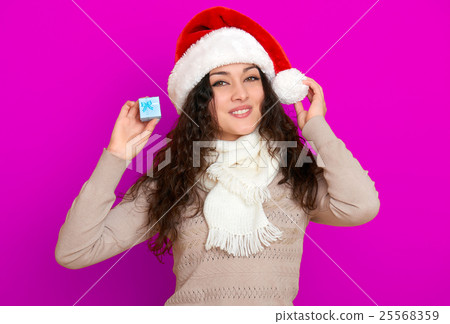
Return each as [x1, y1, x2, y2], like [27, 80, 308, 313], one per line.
[212, 76, 260, 87]
[212, 80, 226, 87]
[246, 76, 260, 81]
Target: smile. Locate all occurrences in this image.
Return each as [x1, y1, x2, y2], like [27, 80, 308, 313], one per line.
[229, 107, 252, 118]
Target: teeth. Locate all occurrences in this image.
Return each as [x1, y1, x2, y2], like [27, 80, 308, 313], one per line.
[231, 108, 250, 115]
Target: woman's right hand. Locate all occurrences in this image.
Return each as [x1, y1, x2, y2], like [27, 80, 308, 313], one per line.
[106, 99, 161, 161]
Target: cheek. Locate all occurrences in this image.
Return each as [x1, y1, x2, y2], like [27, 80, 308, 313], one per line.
[251, 83, 264, 98]
[208, 96, 228, 118]
[251, 87, 265, 107]
[255, 92, 264, 117]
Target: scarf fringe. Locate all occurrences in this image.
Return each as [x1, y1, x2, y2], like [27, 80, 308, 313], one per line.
[206, 164, 271, 205]
[205, 222, 284, 257]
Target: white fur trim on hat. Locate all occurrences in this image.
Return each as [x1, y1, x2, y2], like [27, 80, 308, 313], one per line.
[168, 27, 276, 115]
[272, 68, 309, 105]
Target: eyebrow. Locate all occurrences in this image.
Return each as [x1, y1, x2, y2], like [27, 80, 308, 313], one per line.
[209, 65, 258, 77]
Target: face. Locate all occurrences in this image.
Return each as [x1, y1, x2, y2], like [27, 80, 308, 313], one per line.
[208, 63, 264, 141]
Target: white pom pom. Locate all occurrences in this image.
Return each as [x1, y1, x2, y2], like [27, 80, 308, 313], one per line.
[272, 68, 309, 104]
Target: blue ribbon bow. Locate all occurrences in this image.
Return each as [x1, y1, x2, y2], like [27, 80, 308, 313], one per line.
[141, 100, 155, 112]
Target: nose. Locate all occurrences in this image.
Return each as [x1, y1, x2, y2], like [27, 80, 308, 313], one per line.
[231, 81, 249, 101]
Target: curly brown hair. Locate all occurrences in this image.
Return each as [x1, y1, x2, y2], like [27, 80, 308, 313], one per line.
[117, 66, 324, 264]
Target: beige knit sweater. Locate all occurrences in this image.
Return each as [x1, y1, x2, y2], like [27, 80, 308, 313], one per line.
[55, 115, 380, 306]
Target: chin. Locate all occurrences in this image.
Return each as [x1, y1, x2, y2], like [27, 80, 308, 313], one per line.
[219, 115, 261, 140]
[235, 123, 257, 135]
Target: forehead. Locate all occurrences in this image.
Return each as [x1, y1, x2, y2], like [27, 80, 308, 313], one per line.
[209, 63, 256, 74]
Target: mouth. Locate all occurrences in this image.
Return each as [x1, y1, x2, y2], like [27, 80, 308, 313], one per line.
[229, 105, 252, 118]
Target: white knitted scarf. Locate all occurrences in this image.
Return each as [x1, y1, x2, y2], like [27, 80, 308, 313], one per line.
[198, 126, 284, 257]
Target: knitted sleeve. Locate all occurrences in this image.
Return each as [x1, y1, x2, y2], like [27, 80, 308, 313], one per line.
[300, 115, 380, 226]
[55, 148, 157, 269]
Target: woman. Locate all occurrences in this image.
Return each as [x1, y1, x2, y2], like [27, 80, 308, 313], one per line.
[55, 7, 380, 306]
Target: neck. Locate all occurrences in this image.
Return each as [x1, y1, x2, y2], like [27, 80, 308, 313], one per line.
[216, 125, 261, 142]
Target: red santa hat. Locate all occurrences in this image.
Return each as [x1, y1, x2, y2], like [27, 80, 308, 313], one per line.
[168, 6, 309, 115]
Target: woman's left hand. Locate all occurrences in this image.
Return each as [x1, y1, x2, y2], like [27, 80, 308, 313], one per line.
[294, 77, 327, 131]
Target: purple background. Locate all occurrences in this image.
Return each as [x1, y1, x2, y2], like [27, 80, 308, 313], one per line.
[1, 0, 449, 306]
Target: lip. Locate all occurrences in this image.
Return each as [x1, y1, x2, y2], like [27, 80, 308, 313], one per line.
[229, 105, 252, 118]
[229, 105, 252, 113]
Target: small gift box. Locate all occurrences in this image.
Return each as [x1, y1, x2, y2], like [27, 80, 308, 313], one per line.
[138, 96, 161, 122]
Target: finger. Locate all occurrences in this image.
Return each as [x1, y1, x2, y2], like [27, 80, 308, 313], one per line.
[131, 132, 151, 156]
[134, 120, 160, 152]
[303, 87, 312, 103]
[119, 101, 134, 118]
[305, 78, 324, 98]
[307, 88, 314, 102]
[144, 118, 161, 133]
[127, 100, 139, 119]
[316, 83, 324, 97]
[302, 79, 321, 98]
[298, 110, 307, 130]
[294, 101, 304, 115]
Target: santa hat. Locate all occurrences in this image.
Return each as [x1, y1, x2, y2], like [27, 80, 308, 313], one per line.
[167, 6, 309, 115]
